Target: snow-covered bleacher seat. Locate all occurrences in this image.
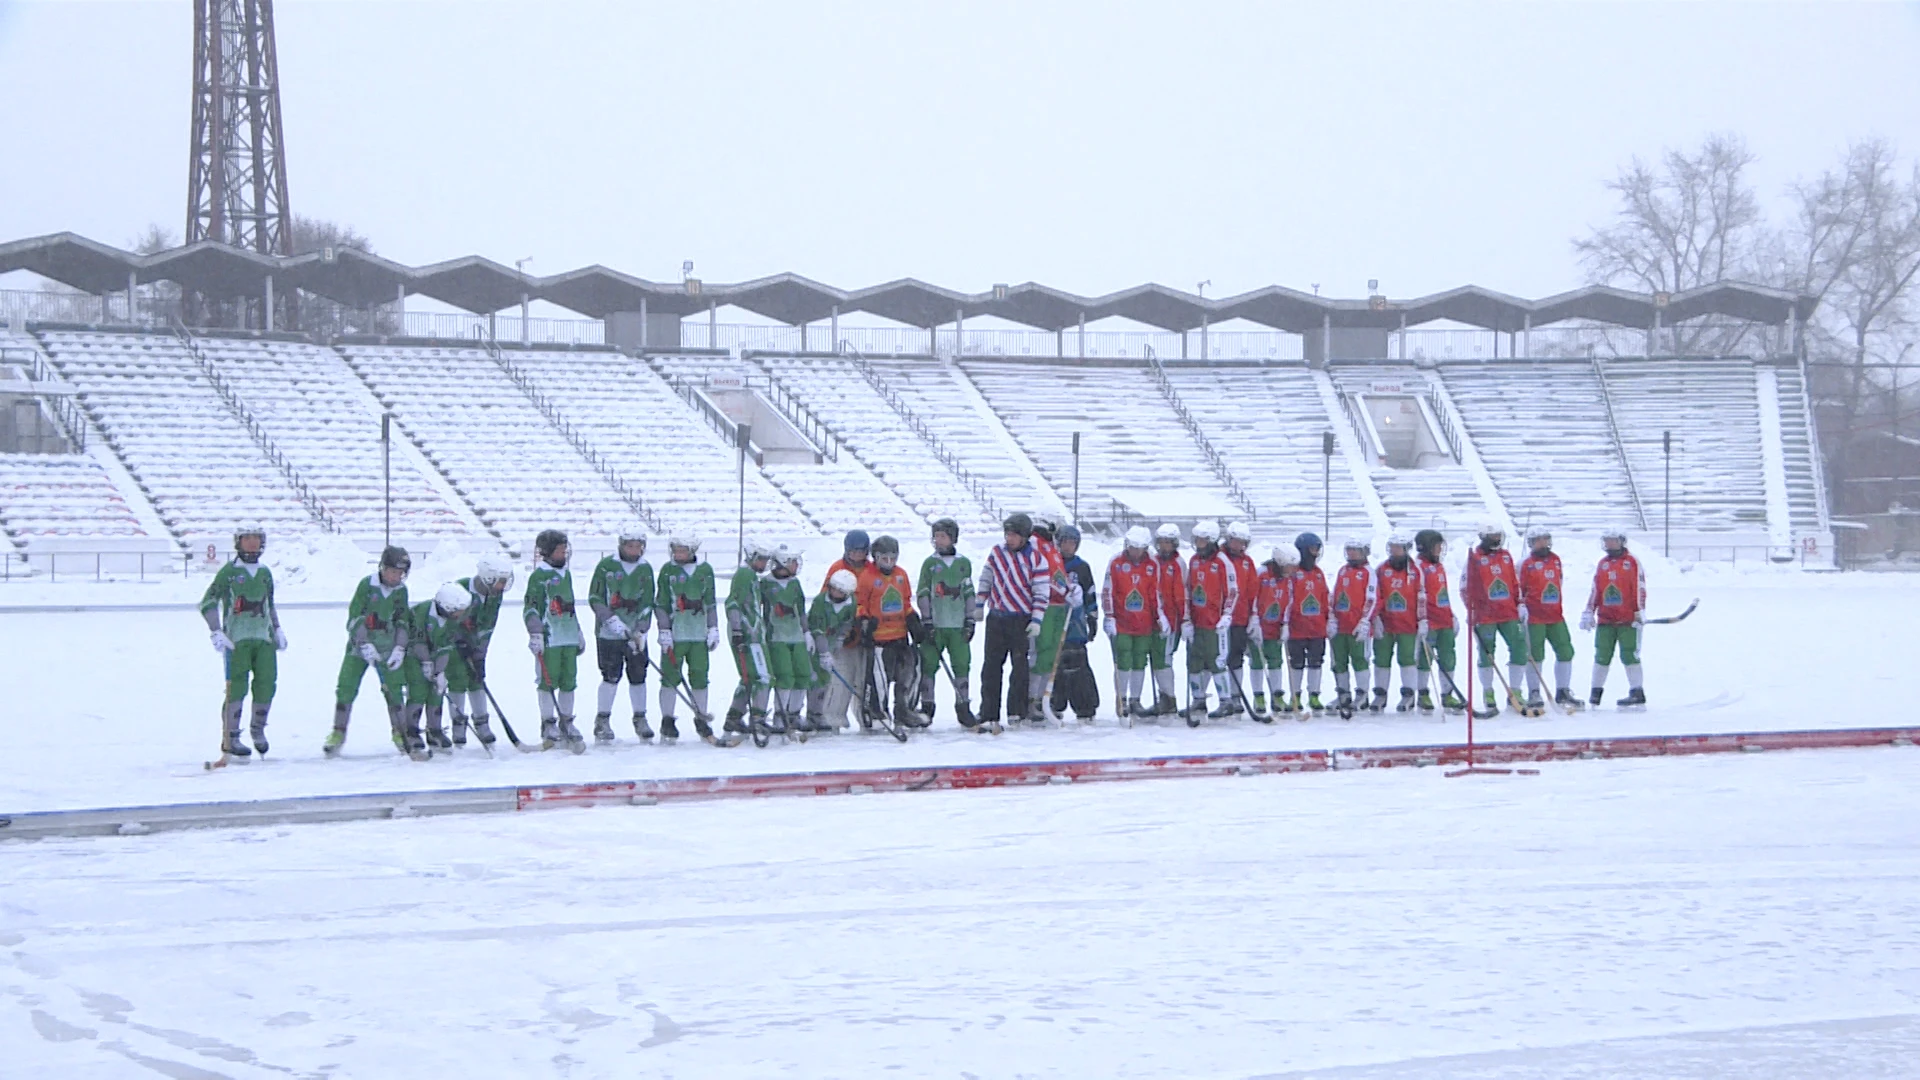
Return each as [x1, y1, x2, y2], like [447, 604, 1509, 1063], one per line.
[1441, 360, 1639, 534]
[36, 330, 315, 544]
[1600, 358, 1770, 534]
[1327, 365, 1491, 532]
[874, 356, 1059, 521]
[962, 358, 1240, 523]
[1770, 360, 1826, 536]
[1160, 363, 1373, 536]
[752, 353, 999, 536]
[501, 350, 822, 540]
[0, 453, 147, 547]
[196, 335, 471, 539]
[336, 343, 632, 547]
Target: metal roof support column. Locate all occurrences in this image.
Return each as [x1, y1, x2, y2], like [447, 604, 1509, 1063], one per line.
[1398, 313, 1407, 360]
[955, 307, 964, 359]
[1649, 310, 1660, 357]
[1078, 312, 1085, 359]
[830, 306, 838, 351]
[127, 270, 137, 323]
[395, 283, 406, 335]
[263, 274, 274, 332]
[709, 302, 717, 350]
[1201, 314, 1209, 361]
[1322, 312, 1332, 369]
[801, 320, 808, 352]
[1522, 314, 1531, 358]
[1056, 328, 1063, 358]
[100, 292, 108, 325]
[520, 292, 531, 346]
[1181, 328, 1188, 360]
[929, 325, 936, 356]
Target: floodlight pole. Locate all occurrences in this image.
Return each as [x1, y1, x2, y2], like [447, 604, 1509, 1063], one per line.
[381, 413, 392, 549]
[1663, 430, 1672, 557]
[1322, 430, 1334, 540]
[737, 423, 752, 568]
[1071, 431, 1081, 524]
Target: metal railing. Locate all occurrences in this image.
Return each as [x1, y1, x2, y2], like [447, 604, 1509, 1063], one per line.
[405, 311, 606, 346]
[750, 367, 841, 463]
[1590, 357, 1649, 530]
[839, 343, 1000, 522]
[1142, 347, 1257, 518]
[480, 339, 663, 532]
[4, 345, 90, 452]
[1420, 382, 1464, 464]
[1, 548, 195, 582]
[172, 321, 340, 533]
[1338, 392, 1384, 462]
[1794, 355, 1832, 533]
[663, 374, 767, 468]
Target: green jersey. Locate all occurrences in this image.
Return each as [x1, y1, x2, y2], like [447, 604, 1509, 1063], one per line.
[726, 564, 766, 635]
[917, 552, 975, 630]
[346, 574, 409, 652]
[524, 564, 583, 649]
[809, 591, 858, 650]
[656, 559, 716, 641]
[760, 574, 809, 644]
[200, 560, 278, 642]
[453, 575, 504, 649]
[588, 556, 655, 640]
[406, 599, 465, 665]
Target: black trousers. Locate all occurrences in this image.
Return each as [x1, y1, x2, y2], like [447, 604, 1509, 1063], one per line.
[1048, 641, 1099, 719]
[980, 612, 1031, 722]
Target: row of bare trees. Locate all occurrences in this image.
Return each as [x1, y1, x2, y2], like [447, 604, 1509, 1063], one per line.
[1577, 134, 1920, 515]
[128, 217, 394, 337]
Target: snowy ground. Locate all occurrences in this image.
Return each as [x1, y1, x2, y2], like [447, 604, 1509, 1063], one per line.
[2, 571, 1915, 814]
[5, 747, 1918, 1078]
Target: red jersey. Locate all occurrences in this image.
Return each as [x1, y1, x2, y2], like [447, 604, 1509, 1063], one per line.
[1419, 558, 1455, 630]
[1284, 565, 1331, 638]
[1151, 552, 1186, 634]
[1254, 567, 1288, 639]
[1186, 550, 1238, 631]
[1374, 561, 1424, 635]
[1519, 552, 1567, 625]
[1226, 550, 1259, 626]
[1330, 562, 1377, 636]
[1033, 536, 1067, 606]
[858, 565, 915, 642]
[1586, 552, 1646, 626]
[1102, 553, 1162, 637]
[1464, 548, 1520, 625]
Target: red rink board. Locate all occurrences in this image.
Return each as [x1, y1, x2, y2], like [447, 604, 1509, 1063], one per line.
[515, 726, 1920, 812]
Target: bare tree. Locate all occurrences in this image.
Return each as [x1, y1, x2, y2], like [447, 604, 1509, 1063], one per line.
[284, 216, 394, 336]
[1574, 133, 1767, 355]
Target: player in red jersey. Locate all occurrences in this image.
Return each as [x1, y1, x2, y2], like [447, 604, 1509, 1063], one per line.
[1103, 526, 1162, 720]
[1329, 537, 1377, 718]
[1581, 525, 1648, 708]
[1185, 520, 1240, 722]
[1148, 523, 1187, 718]
[1519, 525, 1578, 710]
[1252, 541, 1295, 721]
[1372, 532, 1425, 713]
[1465, 523, 1528, 716]
[1222, 521, 1262, 718]
[1282, 532, 1332, 716]
[1414, 528, 1465, 714]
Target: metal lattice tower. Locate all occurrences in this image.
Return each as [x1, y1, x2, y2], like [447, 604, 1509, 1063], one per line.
[186, 0, 291, 255]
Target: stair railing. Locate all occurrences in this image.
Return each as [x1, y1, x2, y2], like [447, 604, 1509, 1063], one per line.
[840, 343, 1000, 522]
[1142, 347, 1257, 518]
[1590, 356, 1649, 530]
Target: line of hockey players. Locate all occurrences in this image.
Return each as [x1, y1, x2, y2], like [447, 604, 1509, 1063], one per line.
[194, 510, 1650, 760]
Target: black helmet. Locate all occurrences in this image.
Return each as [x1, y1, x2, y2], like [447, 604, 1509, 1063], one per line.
[1003, 512, 1033, 538]
[535, 529, 568, 557]
[871, 535, 900, 556]
[379, 545, 411, 574]
[931, 518, 959, 542]
[1294, 531, 1322, 554]
[1414, 528, 1445, 559]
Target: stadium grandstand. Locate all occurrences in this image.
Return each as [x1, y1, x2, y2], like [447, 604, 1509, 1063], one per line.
[0, 231, 1830, 571]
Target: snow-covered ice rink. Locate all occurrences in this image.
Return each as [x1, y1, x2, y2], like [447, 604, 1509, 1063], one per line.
[6, 748, 1918, 1078]
[5, 563, 1920, 1076]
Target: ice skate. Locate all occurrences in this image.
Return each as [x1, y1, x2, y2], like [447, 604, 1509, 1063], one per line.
[631, 714, 654, 740]
[1395, 688, 1415, 713]
[559, 715, 586, 754]
[593, 714, 615, 744]
[1617, 687, 1647, 710]
[1417, 690, 1434, 713]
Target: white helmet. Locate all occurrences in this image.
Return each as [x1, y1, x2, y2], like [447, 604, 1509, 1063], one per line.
[618, 523, 648, 547]
[1225, 521, 1252, 543]
[747, 539, 775, 562]
[774, 543, 801, 568]
[1124, 525, 1152, 550]
[475, 553, 515, 589]
[669, 532, 701, 552]
[1155, 522, 1182, 542]
[1191, 520, 1220, 543]
[1478, 522, 1504, 540]
[1387, 531, 1414, 550]
[1270, 541, 1301, 567]
[434, 581, 473, 614]
[827, 568, 858, 594]
[1601, 525, 1631, 545]
[1524, 525, 1552, 543]
[1344, 536, 1371, 555]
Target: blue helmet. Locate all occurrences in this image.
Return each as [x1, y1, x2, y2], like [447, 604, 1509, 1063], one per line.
[843, 529, 870, 553]
[1058, 524, 1081, 543]
[1294, 531, 1323, 553]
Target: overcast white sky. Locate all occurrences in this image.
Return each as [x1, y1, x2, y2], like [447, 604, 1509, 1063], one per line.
[3, 1, 1919, 304]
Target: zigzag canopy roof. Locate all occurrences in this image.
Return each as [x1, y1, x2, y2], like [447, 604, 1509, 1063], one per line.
[0, 232, 1819, 330]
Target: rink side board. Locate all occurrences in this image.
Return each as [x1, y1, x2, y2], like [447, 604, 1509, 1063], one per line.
[2, 727, 1915, 840]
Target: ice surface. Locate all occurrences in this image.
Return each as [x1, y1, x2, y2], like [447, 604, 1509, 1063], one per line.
[3, 749, 1916, 1077]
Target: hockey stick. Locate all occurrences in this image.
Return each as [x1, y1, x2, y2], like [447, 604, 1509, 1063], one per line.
[1642, 598, 1699, 625]
[643, 648, 741, 747]
[826, 664, 908, 742]
[204, 649, 236, 770]
[1415, 634, 1469, 715]
[474, 678, 536, 752]
[873, 643, 924, 737]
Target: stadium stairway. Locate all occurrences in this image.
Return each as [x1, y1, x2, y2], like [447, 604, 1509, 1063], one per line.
[1439, 359, 1640, 535]
[1597, 357, 1772, 539]
[1327, 364, 1497, 534]
[1768, 358, 1830, 542]
[961, 357, 1243, 527]
[752, 352, 999, 537]
[35, 328, 322, 548]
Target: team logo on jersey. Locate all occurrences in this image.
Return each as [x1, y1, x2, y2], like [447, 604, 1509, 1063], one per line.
[1487, 579, 1510, 601]
[1263, 602, 1282, 620]
[1542, 583, 1560, 603]
[774, 601, 795, 619]
[1300, 595, 1321, 616]
[1386, 591, 1408, 613]
[1124, 589, 1146, 612]
[1603, 584, 1623, 606]
[1435, 587, 1451, 609]
[880, 587, 905, 614]
[933, 581, 953, 598]
[1333, 593, 1351, 612]
[1192, 584, 1207, 605]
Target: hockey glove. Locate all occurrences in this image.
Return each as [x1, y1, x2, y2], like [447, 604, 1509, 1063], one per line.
[963, 620, 976, 642]
[1416, 619, 1430, 639]
[1578, 610, 1596, 632]
[528, 635, 545, 656]
[658, 626, 674, 650]
[209, 630, 234, 653]
[1180, 623, 1193, 644]
[705, 626, 721, 650]
[729, 628, 747, 651]
[358, 643, 380, 665]
[906, 612, 926, 645]
[1368, 616, 1383, 641]
[1027, 619, 1043, 640]
[1102, 617, 1116, 638]
[274, 628, 288, 651]
[1248, 623, 1263, 647]
[385, 646, 405, 671]
[1633, 612, 1644, 628]
[1517, 604, 1529, 626]
[818, 649, 837, 673]
[603, 615, 629, 640]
